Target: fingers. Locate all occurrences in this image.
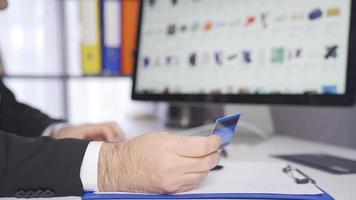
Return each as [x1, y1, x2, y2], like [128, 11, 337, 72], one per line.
[100, 124, 117, 141]
[171, 172, 209, 194]
[174, 183, 200, 194]
[82, 122, 126, 142]
[81, 124, 114, 142]
[179, 173, 208, 192]
[159, 172, 209, 194]
[174, 135, 221, 157]
[180, 151, 220, 173]
[169, 182, 201, 194]
[184, 172, 209, 183]
[106, 122, 126, 142]
[84, 133, 107, 141]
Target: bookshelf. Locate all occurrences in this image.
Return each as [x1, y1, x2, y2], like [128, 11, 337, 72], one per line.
[0, 0, 132, 121]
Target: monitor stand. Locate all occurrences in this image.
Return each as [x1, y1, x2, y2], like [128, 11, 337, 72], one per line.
[165, 103, 224, 128]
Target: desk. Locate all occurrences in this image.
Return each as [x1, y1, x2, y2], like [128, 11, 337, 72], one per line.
[3, 133, 356, 200]
[226, 135, 356, 199]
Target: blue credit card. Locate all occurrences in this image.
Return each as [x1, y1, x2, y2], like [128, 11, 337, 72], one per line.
[211, 113, 241, 149]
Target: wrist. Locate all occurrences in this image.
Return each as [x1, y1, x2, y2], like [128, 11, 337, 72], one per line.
[98, 142, 125, 192]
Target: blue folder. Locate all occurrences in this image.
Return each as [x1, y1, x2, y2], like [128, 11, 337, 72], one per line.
[83, 188, 334, 200]
[100, 0, 122, 75]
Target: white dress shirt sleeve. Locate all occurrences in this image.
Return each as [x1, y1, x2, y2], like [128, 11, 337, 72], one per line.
[42, 124, 103, 191]
[80, 141, 103, 192]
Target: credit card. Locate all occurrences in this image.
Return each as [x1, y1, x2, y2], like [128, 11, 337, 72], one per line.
[211, 113, 241, 149]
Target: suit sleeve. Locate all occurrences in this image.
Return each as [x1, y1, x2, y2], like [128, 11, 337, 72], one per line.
[0, 131, 89, 197]
[0, 80, 63, 137]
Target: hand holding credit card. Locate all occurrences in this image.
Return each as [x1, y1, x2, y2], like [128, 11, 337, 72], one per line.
[211, 113, 241, 149]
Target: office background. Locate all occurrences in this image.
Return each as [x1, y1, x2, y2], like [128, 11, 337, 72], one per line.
[0, 0, 355, 149]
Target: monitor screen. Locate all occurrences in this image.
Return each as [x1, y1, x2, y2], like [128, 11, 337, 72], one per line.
[132, 0, 356, 105]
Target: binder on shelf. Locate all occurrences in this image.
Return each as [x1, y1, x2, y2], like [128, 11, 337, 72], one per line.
[101, 0, 121, 75]
[121, 0, 140, 76]
[80, 0, 102, 75]
[82, 162, 334, 200]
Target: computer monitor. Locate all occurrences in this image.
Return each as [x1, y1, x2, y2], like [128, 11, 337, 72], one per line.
[132, 0, 356, 106]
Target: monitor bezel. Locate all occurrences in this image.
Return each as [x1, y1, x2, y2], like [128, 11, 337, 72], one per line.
[132, 0, 356, 106]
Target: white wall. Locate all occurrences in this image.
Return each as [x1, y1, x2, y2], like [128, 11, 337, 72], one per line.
[3, 78, 65, 119]
[0, 0, 62, 75]
[0, 0, 65, 118]
[68, 78, 155, 123]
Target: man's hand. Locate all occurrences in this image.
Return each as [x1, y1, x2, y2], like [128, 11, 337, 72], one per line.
[98, 133, 221, 194]
[53, 122, 126, 142]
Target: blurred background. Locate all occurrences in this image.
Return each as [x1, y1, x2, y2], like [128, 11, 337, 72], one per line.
[0, 0, 157, 132]
[0, 0, 355, 148]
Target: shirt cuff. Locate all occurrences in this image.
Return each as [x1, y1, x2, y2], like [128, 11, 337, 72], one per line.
[80, 141, 103, 192]
[41, 123, 69, 137]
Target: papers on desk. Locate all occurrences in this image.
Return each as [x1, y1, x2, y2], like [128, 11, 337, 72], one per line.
[180, 161, 320, 195]
[83, 161, 334, 200]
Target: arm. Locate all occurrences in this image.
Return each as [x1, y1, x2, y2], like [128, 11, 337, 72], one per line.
[0, 131, 221, 197]
[97, 133, 221, 194]
[0, 131, 89, 197]
[0, 80, 126, 141]
[0, 80, 62, 137]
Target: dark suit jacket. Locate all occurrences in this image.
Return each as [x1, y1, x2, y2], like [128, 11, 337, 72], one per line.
[0, 80, 90, 197]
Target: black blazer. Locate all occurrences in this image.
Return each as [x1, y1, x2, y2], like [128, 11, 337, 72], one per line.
[0, 80, 89, 197]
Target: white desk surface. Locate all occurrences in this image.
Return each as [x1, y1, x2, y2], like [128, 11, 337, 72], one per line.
[3, 130, 356, 200]
[226, 135, 356, 199]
